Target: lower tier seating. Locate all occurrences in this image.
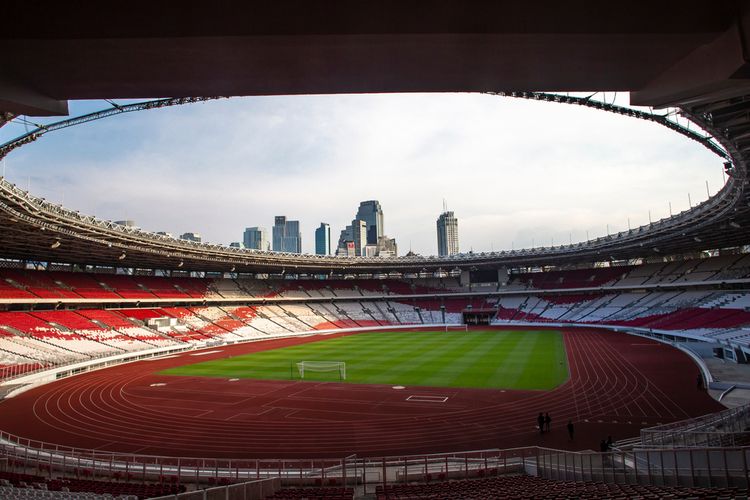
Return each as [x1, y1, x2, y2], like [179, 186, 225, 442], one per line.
[1, 287, 749, 380]
[376, 474, 747, 500]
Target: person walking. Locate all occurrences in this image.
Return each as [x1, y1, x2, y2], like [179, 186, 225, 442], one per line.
[537, 413, 545, 434]
[567, 420, 574, 440]
[544, 412, 551, 432]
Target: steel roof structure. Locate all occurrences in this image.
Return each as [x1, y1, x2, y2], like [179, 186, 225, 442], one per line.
[0, 1, 748, 274]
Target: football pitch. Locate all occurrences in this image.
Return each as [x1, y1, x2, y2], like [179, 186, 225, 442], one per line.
[160, 330, 569, 390]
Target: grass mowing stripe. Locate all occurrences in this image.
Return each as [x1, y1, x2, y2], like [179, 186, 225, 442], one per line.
[421, 331, 512, 388]
[159, 330, 569, 390]
[373, 332, 478, 383]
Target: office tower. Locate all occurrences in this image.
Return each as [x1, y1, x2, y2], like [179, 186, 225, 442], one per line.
[377, 236, 398, 257]
[243, 227, 268, 251]
[336, 200, 397, 256]
[437, 210, 459, 256]
[355, 200, 384, 245]
[315, 223, 331, 255]
[179, 232, 202, 243]
[272, 216, 302, 253]
[352, 219, 367, 256]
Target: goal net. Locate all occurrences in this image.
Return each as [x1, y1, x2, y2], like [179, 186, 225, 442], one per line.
[444, 324, 468, 332]
[296, 361, 346, 380]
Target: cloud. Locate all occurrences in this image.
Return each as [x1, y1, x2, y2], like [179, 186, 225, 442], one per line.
[1, 93, 725, 256]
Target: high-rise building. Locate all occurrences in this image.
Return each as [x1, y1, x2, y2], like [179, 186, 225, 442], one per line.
[377, 236, 398, 257]
[336, 200, 396, 256]
[315, 223, 331, 255]
[352, 219, 367, 256]
[437, 210, 459, 256]
[355, 200, 384, 245]
[243, 227, 268, 251]
[272, 216, 302, 253]
[179, 232, 202, 243]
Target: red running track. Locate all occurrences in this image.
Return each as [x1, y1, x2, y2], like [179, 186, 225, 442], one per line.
[0, 328, 725, 459]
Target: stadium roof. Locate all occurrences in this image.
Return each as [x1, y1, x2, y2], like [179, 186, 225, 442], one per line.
[1, 1, 748, 115]
[0, 1, 749, 273]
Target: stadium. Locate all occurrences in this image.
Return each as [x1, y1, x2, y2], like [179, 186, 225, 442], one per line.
[1, 1, 750, 499]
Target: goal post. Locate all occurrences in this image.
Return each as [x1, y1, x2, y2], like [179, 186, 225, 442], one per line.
[296, 361, 346, 380]
[444, 324, 468, 332]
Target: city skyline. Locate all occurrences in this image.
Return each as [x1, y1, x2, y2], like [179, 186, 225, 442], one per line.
[0, 93, 724, 256]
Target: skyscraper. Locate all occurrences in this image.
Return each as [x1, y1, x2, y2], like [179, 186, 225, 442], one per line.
[272, 216, 302, 253]
[355, 200, 384, 245]
[437, 210, 459, 256]
[243, 227, 268, 251]
[335, 200, 397, 257]
[352, 219, 367, 256]
[179, 232, 202, 243]
[315, 223, 331, 255]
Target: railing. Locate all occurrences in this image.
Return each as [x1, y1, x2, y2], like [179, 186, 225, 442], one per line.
[0, 343, 195, 386]
[537, 446, 750, 488]
[149, 478, 280, 500]
[4, 434, 750, 495]
[641, 404, 750, 448]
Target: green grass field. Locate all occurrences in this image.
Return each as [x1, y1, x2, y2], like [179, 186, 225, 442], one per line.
[160, 330, 569, 390]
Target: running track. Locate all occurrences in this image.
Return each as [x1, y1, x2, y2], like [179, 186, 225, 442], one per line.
[0, 328, 725, 459]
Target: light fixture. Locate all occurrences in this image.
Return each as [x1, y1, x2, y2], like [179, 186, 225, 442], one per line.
[50, 240, 61, 249]
[118, 252, 126, 260]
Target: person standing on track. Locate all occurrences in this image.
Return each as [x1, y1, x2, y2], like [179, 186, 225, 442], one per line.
[537, 413, 545, 434]
[567, 420, 574, 440]
[544, 412, 551, 432]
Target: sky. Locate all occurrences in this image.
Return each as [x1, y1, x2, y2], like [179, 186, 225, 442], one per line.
[0, 93, 726, 256]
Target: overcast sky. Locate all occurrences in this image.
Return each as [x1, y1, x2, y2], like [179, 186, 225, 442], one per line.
[0, 93, 725, 256]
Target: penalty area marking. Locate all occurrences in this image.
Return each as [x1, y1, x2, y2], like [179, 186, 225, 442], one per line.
[406, 395, 449, 403]
[189, 350, 223, 356]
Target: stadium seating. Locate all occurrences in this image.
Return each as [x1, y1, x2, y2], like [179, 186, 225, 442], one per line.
[375, 474, 746, 500]
[266, 486, 354, 500]
[0, 471, 182, 499]
[0, 255, 749, 380]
